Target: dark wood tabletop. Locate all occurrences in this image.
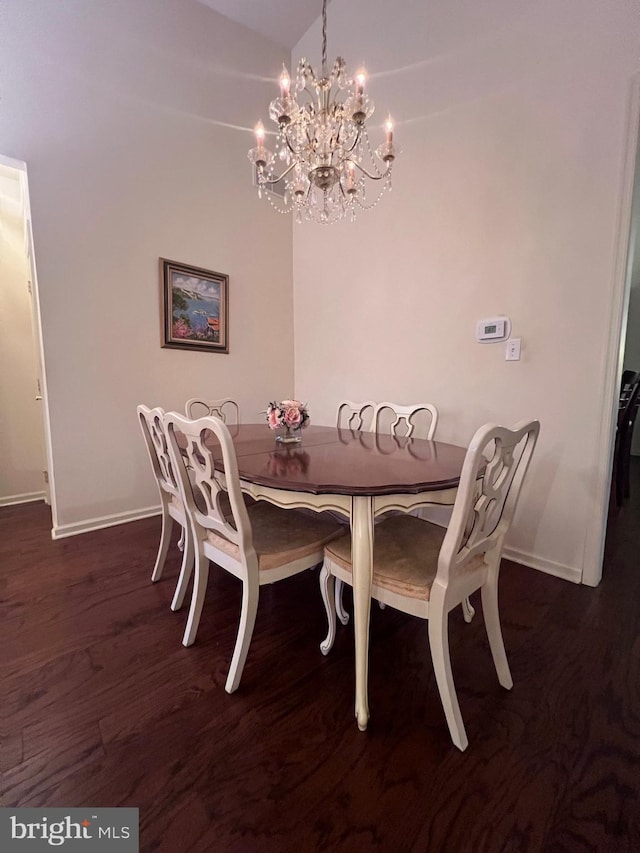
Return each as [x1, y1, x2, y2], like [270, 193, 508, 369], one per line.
[199, 423, 468, 497]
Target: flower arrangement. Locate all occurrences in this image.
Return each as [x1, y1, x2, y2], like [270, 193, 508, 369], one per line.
[266, 400, 310, 435]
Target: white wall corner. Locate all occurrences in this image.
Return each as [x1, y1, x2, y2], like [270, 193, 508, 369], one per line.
[502, 546, 582, 585]
[52, 505, 161, 540]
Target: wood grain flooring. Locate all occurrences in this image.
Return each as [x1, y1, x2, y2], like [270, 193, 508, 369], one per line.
[1, 476, 639, 852]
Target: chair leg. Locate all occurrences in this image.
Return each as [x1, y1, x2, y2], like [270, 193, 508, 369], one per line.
[480, 582, 513, 690]
[319, 563, 337, 655]
[428, 604, 468, 751]
[624, 459, 631, 499]
[335, 578, 350, 625]
[616, 439, 625, 506]
[151, 507, 173, 582]
[623, 434, 633, 499]
[225, 575, 259, 694]
[171, 527, 194, 612]
[461, 596, 475, 623]
[182, 545, 209, 647]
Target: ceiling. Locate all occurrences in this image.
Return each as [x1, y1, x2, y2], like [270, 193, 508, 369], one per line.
[195, 0, 325, 50]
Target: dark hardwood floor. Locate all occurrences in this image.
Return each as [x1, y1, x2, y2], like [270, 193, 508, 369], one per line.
[1, 474, 639, 852]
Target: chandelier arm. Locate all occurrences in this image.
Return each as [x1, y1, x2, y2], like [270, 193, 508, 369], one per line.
[282, 129, 300, 158]
[299, 87, 317, 107]
[342, 128, 363, 155]
[261, 161, 299, 185]
[334, 120, 362, 152]
[305, 125, 315, 148]
[350, 160, 392, 181]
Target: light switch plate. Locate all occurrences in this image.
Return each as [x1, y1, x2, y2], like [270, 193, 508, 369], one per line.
[506, 338, 521, 361]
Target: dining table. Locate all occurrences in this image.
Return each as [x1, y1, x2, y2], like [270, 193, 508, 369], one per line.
[204, 422, 469, 731]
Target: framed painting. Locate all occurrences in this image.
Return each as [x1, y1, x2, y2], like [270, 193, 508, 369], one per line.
[160, 258, 229, 353]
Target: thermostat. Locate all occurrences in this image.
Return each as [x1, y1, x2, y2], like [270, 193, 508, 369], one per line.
[476, 316, 511, 343]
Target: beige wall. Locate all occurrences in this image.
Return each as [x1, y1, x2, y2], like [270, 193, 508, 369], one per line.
[293, 0, 640, 582]
[0, 165, 46, 502]
[3, 0, 639, 579]
[623, 142, 640, 454]
[1, 0, 293, 534]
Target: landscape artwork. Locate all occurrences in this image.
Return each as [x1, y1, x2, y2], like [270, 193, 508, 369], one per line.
[160, 259, 228, 353]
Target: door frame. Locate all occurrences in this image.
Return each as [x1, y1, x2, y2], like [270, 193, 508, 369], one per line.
[0, 153, 59, 530]
[583, 73, 640, 586]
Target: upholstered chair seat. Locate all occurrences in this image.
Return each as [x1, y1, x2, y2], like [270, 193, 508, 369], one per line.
[325, 515, 483, 601]
[205, 502, 343, 574]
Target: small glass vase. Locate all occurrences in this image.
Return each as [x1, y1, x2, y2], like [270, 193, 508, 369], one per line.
[276, 425, 302, 444]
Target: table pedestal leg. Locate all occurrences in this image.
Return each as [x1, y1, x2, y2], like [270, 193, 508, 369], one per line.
[351, 495, 374, 731]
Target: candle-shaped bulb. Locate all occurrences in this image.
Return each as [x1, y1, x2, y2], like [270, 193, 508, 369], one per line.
[279, 64, 291, 98]
[255, 121, 265, 146]
[355, 70, 367, 97]
[385, 116, 394, 143]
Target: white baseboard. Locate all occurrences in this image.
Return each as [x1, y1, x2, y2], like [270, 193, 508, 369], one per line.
[52, 505, 161, 539]
[417, 508, 583, 584]
[0, 491, 46, 507]
[48, 504, 582, 584]
[502, 545, 582, 584]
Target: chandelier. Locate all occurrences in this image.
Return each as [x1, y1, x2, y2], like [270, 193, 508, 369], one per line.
[247, 0, 397, 224]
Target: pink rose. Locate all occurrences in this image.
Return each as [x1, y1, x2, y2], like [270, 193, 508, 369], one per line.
[268, 408, 282, 429]
[284, 406, 302, 428]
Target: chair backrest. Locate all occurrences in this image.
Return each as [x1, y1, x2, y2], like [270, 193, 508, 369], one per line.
[336, 400, 376, 431]
[185, 398, 240, 423]
[618, 372, 640, 430]
[620, 369, 638, 394]
[164, 411, 254, 560]
[373, 402, 439, 440]
[438, 420, 540, 584]
[137, 404, 181, 502]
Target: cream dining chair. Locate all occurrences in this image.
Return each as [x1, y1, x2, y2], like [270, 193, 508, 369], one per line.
[319, 419, 540, 751]
[137, 405, 195, 612]
[372, 401, 439, 440]
[184, 396, 254, 510]
[185, 397, 240, 423]
[371, 401, 477, 620]
[334, 399, 454, 623]
[182, 398, 247, 547]
[164, 411, 344, 693]
[336, 400, 376, 432]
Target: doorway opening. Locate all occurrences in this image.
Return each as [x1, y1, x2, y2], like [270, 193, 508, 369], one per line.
[611, 152, 640, 515]
[591, 78, 640, 586]
[0, 154, 56, 526]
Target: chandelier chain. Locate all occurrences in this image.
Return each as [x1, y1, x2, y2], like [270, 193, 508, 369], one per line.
[321, 0, 327, 73]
